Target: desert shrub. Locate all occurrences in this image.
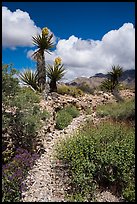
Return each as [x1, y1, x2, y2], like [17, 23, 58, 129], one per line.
[100, 81, 122, 93]
[2, 64, 20, 108]
[2, 64, 50, 202]
[2, 147, 39, 202]
[40, 109, 50, 121]
[96, 98, 135, 122]
[55, 121, 135, 202]
[56, 110, 73, 130]
[57, 84, 83, 97]
[64, 105, 80, 118]
[2, 92, 50, 158]
[12, 87, 41, 108]
[2, 65, 50, 163]
[78, 82, 94, 94]
[57, 84, 69, 94]
[2, 64, 20, 163]
[56, 105, 80, 130]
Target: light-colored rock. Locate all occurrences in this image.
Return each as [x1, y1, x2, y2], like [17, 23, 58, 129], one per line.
[103, 93, 110, 99]
[95, 190, 123, 202]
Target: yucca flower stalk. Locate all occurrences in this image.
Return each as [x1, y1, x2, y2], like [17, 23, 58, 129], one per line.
[55, 57, 62, 65]
[42, 27, 49, 36]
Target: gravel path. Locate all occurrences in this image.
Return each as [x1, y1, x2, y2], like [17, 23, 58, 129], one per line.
[21, 114, 91, 202]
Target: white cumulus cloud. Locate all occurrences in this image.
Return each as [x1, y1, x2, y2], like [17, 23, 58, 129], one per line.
[2, 6, 41, 48]
[27, 23, 135, 82]
[2, 6, 56, 49]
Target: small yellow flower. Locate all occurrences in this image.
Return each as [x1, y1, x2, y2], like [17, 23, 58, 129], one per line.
[55, 57, 62, 65]
[42, 27, 49, 36]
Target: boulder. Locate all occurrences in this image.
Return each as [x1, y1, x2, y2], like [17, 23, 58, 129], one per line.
[103, 93, 110, 100]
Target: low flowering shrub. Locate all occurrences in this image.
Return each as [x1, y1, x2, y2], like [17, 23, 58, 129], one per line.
[55, 121, 135, 202]
[2, 147, 39, 202]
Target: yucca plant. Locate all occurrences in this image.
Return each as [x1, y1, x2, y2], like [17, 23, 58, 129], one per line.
[108, 65, 123, 90]
[19, 69, 40, 92]
[32, 27, 54, 91]
[101, 65, 123, 93]
[47, 57, 66, 92]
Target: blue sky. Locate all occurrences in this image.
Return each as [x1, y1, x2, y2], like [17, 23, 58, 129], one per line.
[2, 2, 135, 81]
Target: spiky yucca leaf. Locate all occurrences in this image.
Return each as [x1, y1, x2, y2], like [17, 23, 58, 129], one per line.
[100, 78, 113, 92]
[19, 69, 40, 91]
[47, 63, 66, 92]
[101, 65, 123, 92]
[32, 34, 54, 59]
[108, 65, 123, 85]
[108, 65, 123, 77]
[47, 64, 65, 81]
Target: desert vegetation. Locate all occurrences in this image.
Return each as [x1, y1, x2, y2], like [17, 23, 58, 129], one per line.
[55, 99, 135, 202]
[2, 61, 135, 202]
[2, 63, 50, 201]
[56, 105, 80, 130]
[2, 27, 135, 202]
[57, 84, 83, 97]
[100, 65, 123, 93]
[96, 98, 135, 124]
[47, 57, 66, 92]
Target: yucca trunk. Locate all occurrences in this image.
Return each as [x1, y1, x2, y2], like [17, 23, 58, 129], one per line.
[37, 52, 46, 91]
[49, 80, 57, 92]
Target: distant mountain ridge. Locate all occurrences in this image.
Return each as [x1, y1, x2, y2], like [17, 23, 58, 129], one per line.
[68, 69, 135, 89]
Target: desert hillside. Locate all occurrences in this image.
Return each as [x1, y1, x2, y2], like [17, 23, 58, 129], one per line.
[68, 69, 135, 89]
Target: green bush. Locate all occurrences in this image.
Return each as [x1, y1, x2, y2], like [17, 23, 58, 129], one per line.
[56, 110, 73, 130]
[57, 84, 69, 94]
[64, 105, 79, 118]
[57, 84, 83, 97]
[2, 72, 50, 163]
[100, 78, 114, 92]
[78, 82, 94, 94]
[11, 87, 41, 109]
[3, 99, 49, 154]
[55, 121, 135, 202]
[2, 64, 20, 107]
[56, 105, 80, 130]
[40, 109, 50, 121]
[96, 98, 135, 122]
